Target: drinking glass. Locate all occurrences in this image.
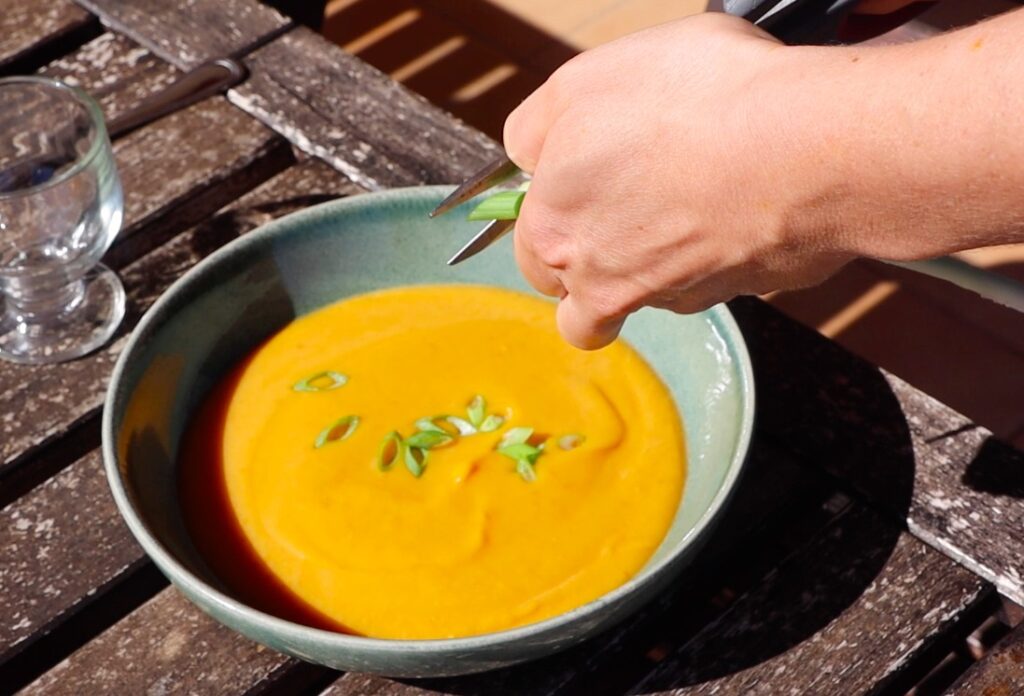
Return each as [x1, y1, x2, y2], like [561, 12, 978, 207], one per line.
[0, 77, 124, 364]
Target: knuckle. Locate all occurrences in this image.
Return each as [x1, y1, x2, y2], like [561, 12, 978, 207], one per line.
[516, 201, 571, 270]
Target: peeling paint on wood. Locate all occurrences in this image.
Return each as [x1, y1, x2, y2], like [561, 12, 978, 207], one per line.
[0, 50, 288, 473]
[0, 452, 141, 661]
[0, 161, 360, 683]
[73, 0, 291, 70]
[0, 0, 95, 71]
[229, 27, 500, 190]
[41, 32, 180, 123]
[20, 589, 300, 695]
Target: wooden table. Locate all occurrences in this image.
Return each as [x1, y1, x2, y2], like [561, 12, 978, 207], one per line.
[2, 2, 1023, 694]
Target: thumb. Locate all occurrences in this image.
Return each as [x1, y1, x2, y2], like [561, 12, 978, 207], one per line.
[503, 79, 557, 174]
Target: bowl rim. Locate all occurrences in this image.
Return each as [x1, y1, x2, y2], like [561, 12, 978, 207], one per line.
[102, 185, 755, 652]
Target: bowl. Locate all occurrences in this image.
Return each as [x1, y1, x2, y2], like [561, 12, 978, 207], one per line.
[102, 186, 754, 677]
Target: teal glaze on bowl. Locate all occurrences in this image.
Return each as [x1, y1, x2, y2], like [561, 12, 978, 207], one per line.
[102, 186, 755, 677]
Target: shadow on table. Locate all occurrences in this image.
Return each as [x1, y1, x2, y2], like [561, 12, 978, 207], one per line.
[396, 299, 917, 694]
[623, 299, 918, 691]
[769, 257, 1024, 446]
[963, 437, 1024, 498]
[320, 0, 576, 139]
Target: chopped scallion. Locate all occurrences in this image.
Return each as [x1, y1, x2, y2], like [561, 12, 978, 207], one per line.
[467, 190, 526, 221]
[293, 370, 348, 392]
[466, 394, 486, 428]
[478, 414, 504, 433]
[558, 433, 586, 450]
[314, 415, 359, 448]
[405, 430, 454, 450]
[376, 431, 402, 471]
[516, 458, 537, 482]
[404, 445, 427, 477]
[499, 426, 533, 448]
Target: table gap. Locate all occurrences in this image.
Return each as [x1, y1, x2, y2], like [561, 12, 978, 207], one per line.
[0, 15, 101, 78]
[0, 413, 100, 509]
[548, 490, 852, 696]
[245, 662, 340, 696]
[872, 589, 999, 696]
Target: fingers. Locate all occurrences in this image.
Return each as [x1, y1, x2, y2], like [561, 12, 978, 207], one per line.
[556, 294, 627, 351]
[513, 226, 564, 298]
[503, 79, 557, 174]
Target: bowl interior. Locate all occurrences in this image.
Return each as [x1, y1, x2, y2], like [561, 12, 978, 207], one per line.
[107, 186, 752, 637]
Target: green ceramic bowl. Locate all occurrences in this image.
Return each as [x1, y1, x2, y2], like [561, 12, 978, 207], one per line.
[102, 186, 754, 677]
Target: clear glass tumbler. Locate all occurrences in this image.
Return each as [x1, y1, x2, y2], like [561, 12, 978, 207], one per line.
[0, 77, 125, 364]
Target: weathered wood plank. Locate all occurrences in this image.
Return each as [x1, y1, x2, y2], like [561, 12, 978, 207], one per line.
[0, 38, 295, 477]
[629, 505, 994, 695]
[228, 26, 500, 190]
[19, 588, 320, 695]
[0, 0, 97, 72]
[0, 161, 361, 685]
[73, 0, 291, 70]
[0, 159, 354, 480]
[41, 32, 181, 124]
[947, 621, 1024, 695]
[728, 297, 1024, 607]
[2, 160, 359, 693]
[320, 442, 848, 696]
[0, 96, 288, 475]
[0, 452, 140, 661]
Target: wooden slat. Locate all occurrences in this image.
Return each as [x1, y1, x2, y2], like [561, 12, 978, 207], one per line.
[320, 442, 847, 696]
[73, 0, 291, 70]
[0, 37, 292, 478]
[41, 32, 181, 123]
[629, 505, 994, 695]
[0, 161, 361, 690]
[0, 453, 142, 659]
[20, 589, 315, 695]
[947, 621, 1024, 695]
[228, 26, 500, 190]
[0, 0, 96, 72]
[0, 159, 360, 668]
[728, 297, 1024, 607]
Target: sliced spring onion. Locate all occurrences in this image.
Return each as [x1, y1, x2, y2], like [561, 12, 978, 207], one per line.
[405, 430, 454, 449]
[498, 442, 541, 462]
[414, 415, 475, 437]
[404, 445, 427, 477]
[314, 415, 360, 448]
[558, 433, 586, 450]
[478, 414, 505, 433]
[414, 417, 446, 434]
[516, 458, 537, 482]
[499, 426, 533, 448]
[467, 190, 526, 221]
[293, 370, 348, 392]
[376, 431, 402, 471]
[445, 415, 477, 436]
[466, 394, 486, 428]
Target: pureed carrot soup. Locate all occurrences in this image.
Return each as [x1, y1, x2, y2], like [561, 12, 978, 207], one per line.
[179, 285, 685, 639]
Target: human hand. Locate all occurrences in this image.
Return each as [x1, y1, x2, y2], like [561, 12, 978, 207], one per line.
[504, 14, 856, 349]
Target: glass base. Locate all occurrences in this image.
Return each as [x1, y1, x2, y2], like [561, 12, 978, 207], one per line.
[0, 264, 126, 364]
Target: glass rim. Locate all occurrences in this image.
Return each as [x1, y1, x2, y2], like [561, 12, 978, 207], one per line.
[0, 76, 110, 201]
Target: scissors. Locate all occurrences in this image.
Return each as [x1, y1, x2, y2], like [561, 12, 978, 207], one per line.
[431, 0, 861, 265]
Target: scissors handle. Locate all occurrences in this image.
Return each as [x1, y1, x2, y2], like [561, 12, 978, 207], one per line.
[727, 0, 861, 44]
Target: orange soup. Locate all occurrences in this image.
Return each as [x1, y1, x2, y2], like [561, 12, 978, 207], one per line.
[179, 285, 685, 639]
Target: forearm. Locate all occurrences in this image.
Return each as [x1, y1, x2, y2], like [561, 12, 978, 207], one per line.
[777, 8, 1024, 261]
